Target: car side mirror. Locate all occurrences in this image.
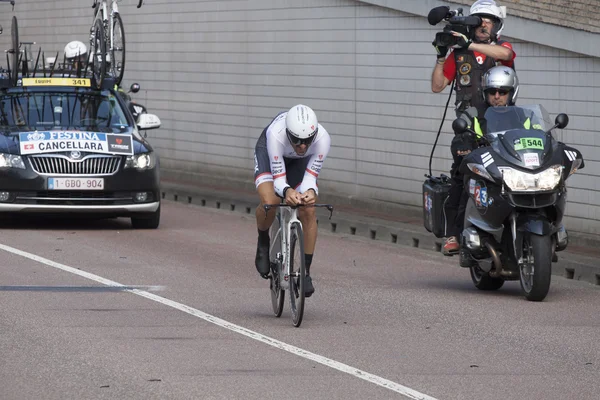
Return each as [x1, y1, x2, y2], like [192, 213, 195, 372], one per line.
[129, 83, 141, 93]
[137, 113, 161, 130]
[555, 113, 569, 129]
[452, 118, 469, 135]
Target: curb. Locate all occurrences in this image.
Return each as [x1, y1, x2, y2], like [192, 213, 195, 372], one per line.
[159, 180, 600, 288]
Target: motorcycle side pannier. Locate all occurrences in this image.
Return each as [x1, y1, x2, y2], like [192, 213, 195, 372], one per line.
[423, 175, 451, 238]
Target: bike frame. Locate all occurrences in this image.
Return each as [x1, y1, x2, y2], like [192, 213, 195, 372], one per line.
[264, 203, 334, 283]
[277, 206, 301, 284]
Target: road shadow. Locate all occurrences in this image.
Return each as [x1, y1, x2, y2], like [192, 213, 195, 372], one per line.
[0, 214, 133, 230]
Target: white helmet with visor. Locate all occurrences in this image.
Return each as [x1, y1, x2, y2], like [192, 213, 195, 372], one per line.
[470, 0, 506, 40]
[285, 104, 318, 147]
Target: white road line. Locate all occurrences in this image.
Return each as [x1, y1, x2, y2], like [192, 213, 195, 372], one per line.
[0, 242, 438, 400]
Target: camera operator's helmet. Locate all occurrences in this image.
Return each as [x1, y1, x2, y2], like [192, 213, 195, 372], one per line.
[285, 104, 319, 147]
[482, 66, 519, 105]
[64, 41, 88, 61]
[470, 0, 505, 40]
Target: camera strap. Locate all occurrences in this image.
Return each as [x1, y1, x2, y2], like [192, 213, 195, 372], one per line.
[427, 79, 455, 178]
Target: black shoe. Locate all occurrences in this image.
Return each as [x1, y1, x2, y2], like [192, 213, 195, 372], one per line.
[304, 275, 315, 297]
[255, 241, 270, 279]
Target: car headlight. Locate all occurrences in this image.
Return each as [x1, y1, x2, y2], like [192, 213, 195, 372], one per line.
[0, 153, 25, 169]
[500, 165, 562, 192]
[125, 152, 156, 170]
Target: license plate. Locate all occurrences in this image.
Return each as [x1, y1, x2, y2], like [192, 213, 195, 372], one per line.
[48, 177, 104, 190]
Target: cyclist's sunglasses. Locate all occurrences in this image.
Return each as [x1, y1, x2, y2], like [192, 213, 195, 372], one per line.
[286, 129, 317, 146]
[485, 88, 509, 96]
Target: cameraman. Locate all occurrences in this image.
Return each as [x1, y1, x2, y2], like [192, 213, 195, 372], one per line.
[430, 0, 516, 255]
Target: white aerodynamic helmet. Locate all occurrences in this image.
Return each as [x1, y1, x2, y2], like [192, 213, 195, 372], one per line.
[470, 0, 507, 39]
[285, 104, 318, 146]
[64, 41, 88, 60]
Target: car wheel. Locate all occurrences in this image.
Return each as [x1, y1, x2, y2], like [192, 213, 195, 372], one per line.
[131, 205, 160, 229]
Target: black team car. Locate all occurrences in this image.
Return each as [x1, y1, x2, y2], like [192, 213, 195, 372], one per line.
[0, 76, 163, 228]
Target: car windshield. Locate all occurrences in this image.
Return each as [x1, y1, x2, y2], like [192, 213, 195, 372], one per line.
[483, 104, 552, 137]
[0, 91, 129, 133]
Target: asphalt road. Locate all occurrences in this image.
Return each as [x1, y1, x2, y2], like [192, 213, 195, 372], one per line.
[0, 201, 599, 400]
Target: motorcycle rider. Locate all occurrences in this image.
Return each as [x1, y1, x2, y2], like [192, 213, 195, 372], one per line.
[471, 65, 519, 135]
[449, 65, 518, 264]
[253, 104, 331, 297]
[430, 0, 516, 255]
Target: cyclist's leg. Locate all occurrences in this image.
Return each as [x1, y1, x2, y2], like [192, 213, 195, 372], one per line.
[255, 182, 279, 229]
[254, 130, 278, 278]
[298, 204, 317, 262]
[298, 204, 316, 297]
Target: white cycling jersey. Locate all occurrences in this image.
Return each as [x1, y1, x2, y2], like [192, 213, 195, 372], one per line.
[265, 112, 331, 197]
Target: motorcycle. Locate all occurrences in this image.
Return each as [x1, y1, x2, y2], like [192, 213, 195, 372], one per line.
[454, 104, 584, 301]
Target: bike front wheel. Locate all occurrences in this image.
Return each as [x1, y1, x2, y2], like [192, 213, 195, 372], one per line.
[289, 222, 305, 327]
[90, 18, 106, 88]
[269, 215, 284, 317]
[111, 13, 126, 85]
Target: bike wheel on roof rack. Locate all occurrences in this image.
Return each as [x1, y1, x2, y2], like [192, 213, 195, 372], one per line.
[10, 16, 18, 85]
[90, 18, 106, 89]
[111, 13, 126, 86]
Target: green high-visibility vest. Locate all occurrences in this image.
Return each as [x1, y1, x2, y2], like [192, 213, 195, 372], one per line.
[473, 116, 532, 138]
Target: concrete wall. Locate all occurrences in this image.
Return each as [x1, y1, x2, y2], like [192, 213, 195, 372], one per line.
[0, 0, 599, 235]
[447, 0, 600, 33]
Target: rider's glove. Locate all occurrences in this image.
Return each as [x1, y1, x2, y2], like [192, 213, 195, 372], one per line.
[432, 41, 448, 60]
[451, 133, 475, 156]
[452, 31, 472, 49]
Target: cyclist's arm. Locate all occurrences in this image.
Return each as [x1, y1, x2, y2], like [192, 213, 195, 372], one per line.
[297, 128, 331, 195]
[266, 133, 290, 198]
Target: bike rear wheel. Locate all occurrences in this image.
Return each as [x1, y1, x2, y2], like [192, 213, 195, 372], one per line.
[10, 16, 18, 85]
[111, 13, 126, 85]
[90, 18, 106, 88]
[289, 222, 305, 327]
[269, 214, 284, 317]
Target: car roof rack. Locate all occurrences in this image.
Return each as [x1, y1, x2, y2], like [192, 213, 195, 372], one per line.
[2, 22, 115, 91]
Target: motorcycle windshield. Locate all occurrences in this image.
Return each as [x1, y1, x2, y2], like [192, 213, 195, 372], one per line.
[484, 105, 552, 136]
[484, 105, 554, 170]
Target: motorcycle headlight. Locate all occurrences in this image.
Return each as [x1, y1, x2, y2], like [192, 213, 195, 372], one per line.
[125, 152, 156, 170]
[0, 153, 25, 169]
[500, 165, 562, 192]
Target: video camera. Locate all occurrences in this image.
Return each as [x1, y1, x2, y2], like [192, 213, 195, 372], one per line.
[428, 6, 482, 48]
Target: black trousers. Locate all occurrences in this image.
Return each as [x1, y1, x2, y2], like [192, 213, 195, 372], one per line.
[445, 158, 470, 239]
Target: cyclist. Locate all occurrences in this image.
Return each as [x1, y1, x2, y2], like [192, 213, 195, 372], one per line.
[64, 40, 88, 72]
[253, 104, 331, 297]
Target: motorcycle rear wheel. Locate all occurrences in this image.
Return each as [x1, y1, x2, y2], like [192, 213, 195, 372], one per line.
[469, 265, 504, 291]
[520, 234, 552, 302]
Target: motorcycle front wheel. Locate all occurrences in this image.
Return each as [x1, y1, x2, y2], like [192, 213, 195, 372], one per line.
[520, 234, 552, 302]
